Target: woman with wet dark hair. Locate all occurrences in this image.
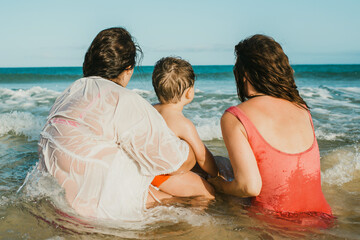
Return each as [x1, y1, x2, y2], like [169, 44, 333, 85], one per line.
[209, 35, 332, 217]
[38, 27, 196, 220]
[83, 27, 138, 81]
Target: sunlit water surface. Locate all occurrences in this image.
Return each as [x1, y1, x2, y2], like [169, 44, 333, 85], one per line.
[0, 65, 359, 239]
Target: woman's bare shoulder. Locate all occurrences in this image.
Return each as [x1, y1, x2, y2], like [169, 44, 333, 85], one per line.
[221, 107, 248, 138]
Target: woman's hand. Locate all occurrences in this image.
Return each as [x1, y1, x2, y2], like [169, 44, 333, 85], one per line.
[213, 156, 234, 181]
[207, 174, 227, 193]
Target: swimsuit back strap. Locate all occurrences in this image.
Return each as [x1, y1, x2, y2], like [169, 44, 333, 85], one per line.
[225, 106, 259, 140]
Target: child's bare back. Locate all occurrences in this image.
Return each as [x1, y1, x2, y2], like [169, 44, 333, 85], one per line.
[154, 103, 216, 199]
[150, 57, 218, 199]
[154, 104, 196, 142]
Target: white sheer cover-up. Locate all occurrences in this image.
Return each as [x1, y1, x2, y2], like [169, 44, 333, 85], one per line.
[38, 76, 189, 220]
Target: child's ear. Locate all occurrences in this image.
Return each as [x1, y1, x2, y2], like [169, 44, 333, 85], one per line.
[185, 87, 194, 99]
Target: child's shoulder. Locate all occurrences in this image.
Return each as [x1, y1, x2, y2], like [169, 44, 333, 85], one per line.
[153, 103, 172, 115]
[152, 103, 162, 112]
[167, 113, 197, 138]
[153, 104, 183, 119]
[159, 107, 187, 123]
[153, 104, 196, 136]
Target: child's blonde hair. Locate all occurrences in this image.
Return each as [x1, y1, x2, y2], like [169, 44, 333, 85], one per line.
[152, 57, 195, 104]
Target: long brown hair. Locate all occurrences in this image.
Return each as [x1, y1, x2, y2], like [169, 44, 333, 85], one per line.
[233, 34, 308, 109]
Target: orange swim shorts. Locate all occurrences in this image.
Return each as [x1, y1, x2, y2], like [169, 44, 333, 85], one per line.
[151, 174, 170, 188]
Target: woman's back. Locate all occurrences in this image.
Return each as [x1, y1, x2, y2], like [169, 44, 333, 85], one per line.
[226, 97, 332, 214]
[238, 96, 314, 154]
[209, 34, 332, 219]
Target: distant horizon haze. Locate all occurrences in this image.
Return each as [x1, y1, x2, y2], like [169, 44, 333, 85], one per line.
[1, 0, 359, 67]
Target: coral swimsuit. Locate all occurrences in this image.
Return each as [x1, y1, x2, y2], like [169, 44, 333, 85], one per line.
[226, 106, 332, 215]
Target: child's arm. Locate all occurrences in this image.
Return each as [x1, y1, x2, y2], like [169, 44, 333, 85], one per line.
[175, 117, 219, 177]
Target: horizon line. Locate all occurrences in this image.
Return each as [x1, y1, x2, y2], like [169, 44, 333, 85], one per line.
[1, 63, 360, 68]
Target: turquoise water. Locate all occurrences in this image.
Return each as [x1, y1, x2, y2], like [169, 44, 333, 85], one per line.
[0, 65, 359, 239]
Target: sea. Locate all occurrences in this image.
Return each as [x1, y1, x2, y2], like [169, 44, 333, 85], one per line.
[0, 65, 359, 239]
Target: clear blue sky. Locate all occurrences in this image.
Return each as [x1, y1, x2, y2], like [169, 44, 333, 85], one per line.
[1, 0, 359, 67]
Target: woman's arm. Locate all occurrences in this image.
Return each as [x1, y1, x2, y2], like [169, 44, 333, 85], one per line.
[177, 117, 219, 177]
[209, 112, 262, 197]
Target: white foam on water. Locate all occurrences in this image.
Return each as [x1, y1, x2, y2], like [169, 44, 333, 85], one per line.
[200, 98, 230, 105]
[301, 86, 360, 110]
[196, 121, 222, 141]
[0, 196, 10, 206]
[300, 87, 333, 100]
[0, 186, 11, 191]
[322, 145, 360, 186]
[77, 205, 214, 235]
[145, 205, 213, 226]
[337, 86, 360, 94]
[131, 88, 152, 95]
[183, 95, 234, 141]
[73, 204, 214, 238]
[189, 111, 223, 141]
[0, 111, 45, 140]
[18, 165, 214, 235]
[19, 165, 66, 202]
[45, 237, 65, 240]
[0, 87, 60, 112]
[311, 108, 331, 115]
[315, 128, 345, 141]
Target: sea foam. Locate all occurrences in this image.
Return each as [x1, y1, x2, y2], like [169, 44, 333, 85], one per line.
[322, 145, 360, 187]
[18, 165, 214, 234]
[0, 87, 59, 113]
[0, 111, 45, 140]
[315, 129, 345, 141]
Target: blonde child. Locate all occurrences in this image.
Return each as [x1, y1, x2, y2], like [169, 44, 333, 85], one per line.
[151, 57, 218, 198]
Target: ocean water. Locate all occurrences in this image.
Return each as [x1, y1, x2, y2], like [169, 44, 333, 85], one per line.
[0, 65, 359, 239]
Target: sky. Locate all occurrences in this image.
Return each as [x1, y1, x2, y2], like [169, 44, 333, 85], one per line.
[0, 0, 359, 67]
